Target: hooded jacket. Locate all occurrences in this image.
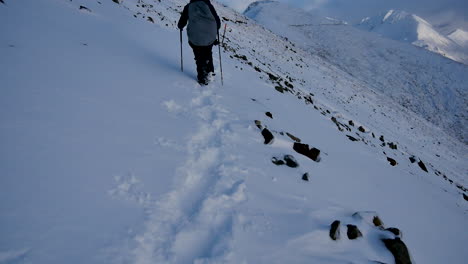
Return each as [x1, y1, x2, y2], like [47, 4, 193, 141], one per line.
[178, 0, 221, 46]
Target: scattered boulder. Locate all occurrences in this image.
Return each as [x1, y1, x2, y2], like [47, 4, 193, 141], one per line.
[358, 126, 366, 133]
[409, 156, 416, 163]
[275, 85, 285, 93]
[265, 112, 273, 119]
[293, 143, 320, 162]
[373, 216, 384, 228]
[387, 157, 398, 166]
[329, 220, 341, 240]
[346, 135, 359, 142]
[418, 160, 428, 172]
[0, 0, 4, 4]
[271, 157, 285, 166]
[349, 120, 355, 126]
[386, 227, 402, 237]
[388, 142, 398, 150]
[382, 238, 412, 264]
[261, 128, 274, 144]
[79, 5, 92, 12]
[302, 173, 309, 181]
[254, 120, 262, 129]
[284, 155, 299, 168]
[379, 135, 385, 142]
[147, 16, 154, 23]
[463, 193, 468, 201]
[347, 225, 362, 239]
[112, 0, 121, 3]
[267, 72, 279, 81]
[286, 132, 301, 142]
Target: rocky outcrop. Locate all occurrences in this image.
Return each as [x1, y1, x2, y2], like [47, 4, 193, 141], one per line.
[293, 143, 320, 162]
[347, 224, 362, 239]
[329, 220, 341, 240]
[382, 238, 412, 264]
[261, 128, 274, 144]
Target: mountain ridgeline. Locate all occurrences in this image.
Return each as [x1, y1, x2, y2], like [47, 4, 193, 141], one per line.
[244, 1, 468, 144]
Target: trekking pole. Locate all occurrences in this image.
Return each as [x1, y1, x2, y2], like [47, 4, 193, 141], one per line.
[221, 24, 227, 47]
[218, 30, 223, 86]
[180, 29, 184, 72]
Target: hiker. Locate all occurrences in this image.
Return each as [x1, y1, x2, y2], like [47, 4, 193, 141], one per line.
[178, 0, 221, 85]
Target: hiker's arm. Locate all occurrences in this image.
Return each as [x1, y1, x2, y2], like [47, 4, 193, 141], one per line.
[208, 3, 221, 30]
[178, 5, 189, 30]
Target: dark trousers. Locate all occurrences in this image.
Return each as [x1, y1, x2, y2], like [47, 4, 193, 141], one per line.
[189, 42, 214, 82]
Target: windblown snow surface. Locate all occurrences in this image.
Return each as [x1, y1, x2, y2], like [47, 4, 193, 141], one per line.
[0, 0, 467, 264]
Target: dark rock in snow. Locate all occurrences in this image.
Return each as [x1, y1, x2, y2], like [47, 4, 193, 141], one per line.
[349, 120, 355, 126]
[286, 132, 301, 142]
[330, 220, 341, 240]
[409, 156, 416, 163]
[418, 160, 428, 172]
[373, 216, 384, 228]
[284, 155, 299, 168]
[347, 224, 362, 239]
[463, 193, 468, 201]
[261, 128, 274, 144]
[329, 220, 341, 240]
[271, 157, 285, 166]
[380, 135, 385, 142]
[275, 85, 285, 93]
[112, 0, 121, 3]
[346, 135, 359, 142]
[302, 173, 309, 181]
[358, 126, 366, 132]
[388, 142, 398, 150]
[387, 157, 398, 166]
[386, 227, 402, 237]
[382, 238, 412, 264]
[265, 112, 273, 119]
[79, 5, 92, 12]
[293, 143, 320, 162]
[147, 17, 154, 23]
[0, 0, 4, 4]
[254, 120, 262, 129]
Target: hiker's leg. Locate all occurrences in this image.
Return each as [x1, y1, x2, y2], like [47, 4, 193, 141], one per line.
[189, 42, 206, 83]
[206, 44, 214, 73]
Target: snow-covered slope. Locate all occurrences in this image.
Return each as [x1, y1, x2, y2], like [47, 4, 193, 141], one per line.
[245, 1, 468, 145]
[449, 29, 468, 49]
[357, 10, 468, 65]
[1, 0, 467, 263]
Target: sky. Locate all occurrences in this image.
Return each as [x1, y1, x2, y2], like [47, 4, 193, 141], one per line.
[217, 0, 468, 32]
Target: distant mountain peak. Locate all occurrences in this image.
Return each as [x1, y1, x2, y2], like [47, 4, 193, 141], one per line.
[357, 9, 468, 64]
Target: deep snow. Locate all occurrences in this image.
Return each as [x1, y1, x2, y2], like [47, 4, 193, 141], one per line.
[1, 0, 467, 263]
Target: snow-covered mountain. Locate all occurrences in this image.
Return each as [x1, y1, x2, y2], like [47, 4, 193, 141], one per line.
[448, 28, 468, 49]
[245, 1, 467, 145]
[1, 0, 467, 263]
[357, 9, 468, 65]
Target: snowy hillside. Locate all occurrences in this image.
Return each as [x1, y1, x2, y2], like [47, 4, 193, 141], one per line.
[357, 10, 468, 65]
[1, 0, 467, 263]
[449, 29, 468, 49]
[245, 1, 468, 145]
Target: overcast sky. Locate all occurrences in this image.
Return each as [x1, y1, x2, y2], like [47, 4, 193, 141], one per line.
[217, 0, 468, 32]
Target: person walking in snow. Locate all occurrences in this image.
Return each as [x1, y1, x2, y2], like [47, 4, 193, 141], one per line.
[178, 0, 221, 85]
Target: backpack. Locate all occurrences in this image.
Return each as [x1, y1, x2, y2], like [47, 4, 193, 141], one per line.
[187, 1, 218, 46]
